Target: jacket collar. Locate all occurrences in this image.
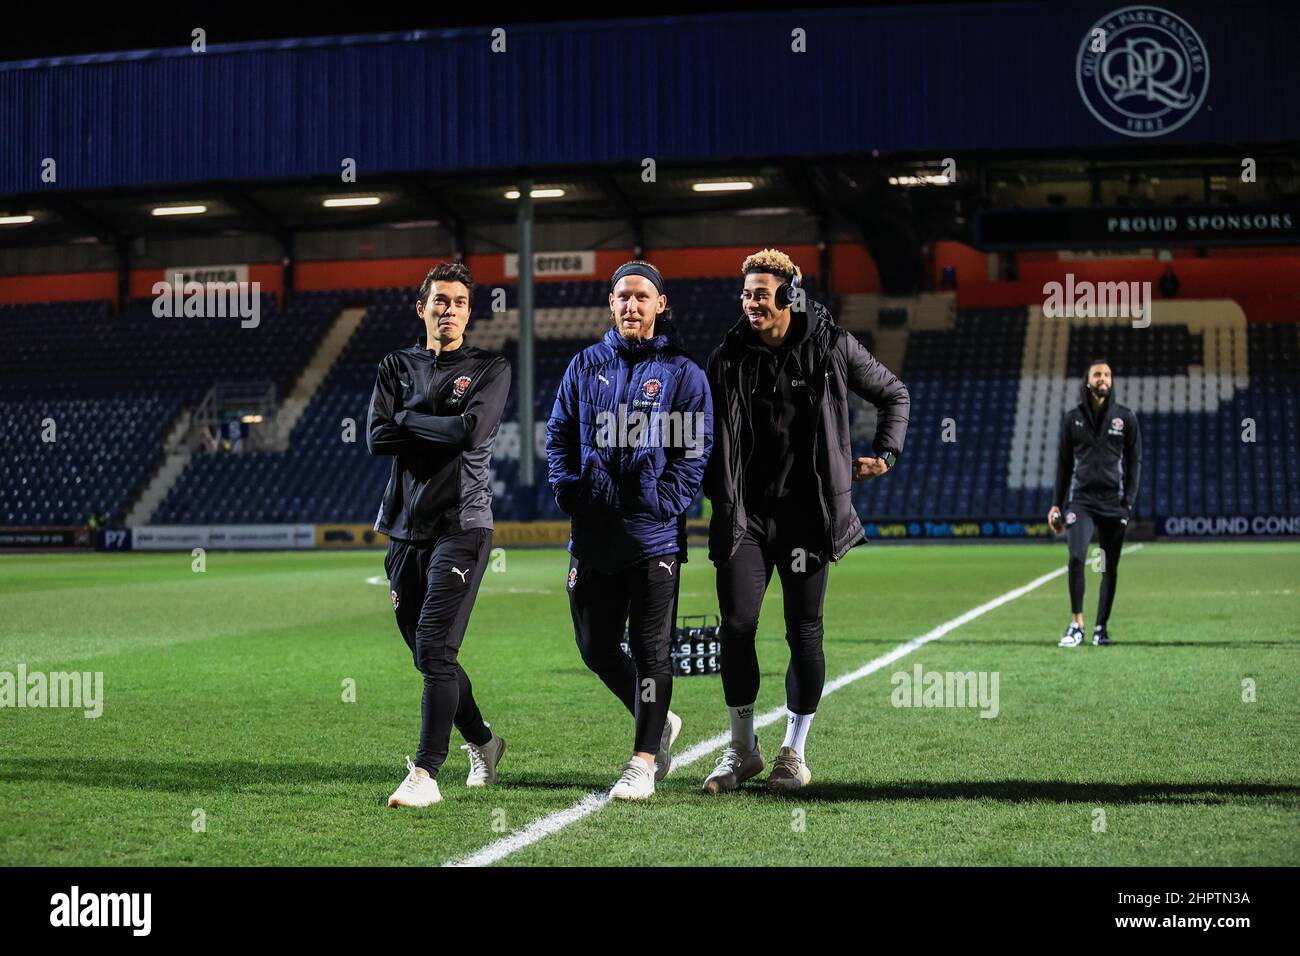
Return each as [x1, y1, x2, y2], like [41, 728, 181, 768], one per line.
[1079, 382, 1113, 429]
[602, 317, 680, 356]
[723, 298, 832, 355]
[415, 336, 471, 361]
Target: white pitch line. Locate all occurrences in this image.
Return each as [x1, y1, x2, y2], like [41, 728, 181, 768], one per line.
[444, 543, 1145, 867]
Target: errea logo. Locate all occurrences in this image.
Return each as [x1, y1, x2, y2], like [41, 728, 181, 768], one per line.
[50, 886, 151, 936]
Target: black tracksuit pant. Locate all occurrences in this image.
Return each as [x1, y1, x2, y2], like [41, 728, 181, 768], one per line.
[386, 527, 494, 777]
[716, 509, 830, 716]
[1064, 505, 1128, 627]
[568, 553, 678, 755]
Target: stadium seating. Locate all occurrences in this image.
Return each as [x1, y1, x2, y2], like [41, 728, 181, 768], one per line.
[852, 306, 1299, 522]
[0, 395, 179, 525]
[3, 286, 1294, 529]
[0, 293, 337, 524]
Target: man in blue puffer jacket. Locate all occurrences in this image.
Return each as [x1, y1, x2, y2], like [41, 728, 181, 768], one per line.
[546, 260, 712, 801]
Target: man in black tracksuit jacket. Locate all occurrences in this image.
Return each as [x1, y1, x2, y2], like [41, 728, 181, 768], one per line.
[701, 248, 910, 794]
[1049, 359, 1142, 647]
[367, 262, 511, 807]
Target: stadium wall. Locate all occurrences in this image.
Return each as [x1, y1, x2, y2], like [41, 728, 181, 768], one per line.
[3, 2, 1296, 193]
[0, 241, 882, 304]
[935, 241, 1300, 322]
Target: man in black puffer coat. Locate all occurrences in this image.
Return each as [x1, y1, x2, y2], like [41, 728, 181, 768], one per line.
[701, 248, 910, 794]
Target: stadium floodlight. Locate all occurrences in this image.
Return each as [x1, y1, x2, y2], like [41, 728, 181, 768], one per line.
[504, 188, 565, 199]
[322, 196, 382, 208]
[692, 181, 754, 192]
[151, 204, 208, 216]
[0, 214, 35, 225]
[888, 175, 951, 186]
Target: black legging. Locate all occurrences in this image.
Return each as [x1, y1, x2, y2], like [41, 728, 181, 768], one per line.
[716, 526, 830, 715]
[1065, 506, 1128, 627]
[568, 553, 679, 755]
[387, 528, 494, 777]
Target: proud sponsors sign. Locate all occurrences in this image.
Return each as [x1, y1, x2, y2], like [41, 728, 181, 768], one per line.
[132, 524, 316, 550]
[976, 205, 1300, 249]
[1159, 515, 1300, 538]
[865, 520, 1055, 540]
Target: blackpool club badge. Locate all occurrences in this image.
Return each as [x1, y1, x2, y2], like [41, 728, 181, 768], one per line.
[449, 374, 473, 405]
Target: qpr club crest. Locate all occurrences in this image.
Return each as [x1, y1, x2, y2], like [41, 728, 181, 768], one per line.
[1112, 417, 1125, 431]
[450, 375, 473, 403]
[567, 568, 578, 591]
[1076, 6, 1210, 138]
[391, 589, 400, 610]
[1066, 511, 1078, 525]
[641, 378, 662, 402]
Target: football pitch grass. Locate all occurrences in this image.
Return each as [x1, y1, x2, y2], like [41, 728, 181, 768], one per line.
[1, 541, 1297, 867]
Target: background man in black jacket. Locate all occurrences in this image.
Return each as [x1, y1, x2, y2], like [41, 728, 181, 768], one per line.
[367, 261, 512, 807]
[1048, 359, 1142, 648]
[702, 248, 910, 793]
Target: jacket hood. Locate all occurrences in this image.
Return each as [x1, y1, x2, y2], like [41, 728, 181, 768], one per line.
[1078, 379, 1115, 430]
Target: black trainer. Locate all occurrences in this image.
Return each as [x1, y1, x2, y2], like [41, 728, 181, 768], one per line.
[1092, 625, 1113, 646]
[1058, 623, 1085, 647]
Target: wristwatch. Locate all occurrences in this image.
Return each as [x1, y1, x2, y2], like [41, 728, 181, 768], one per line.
[877, 451, 896, 470]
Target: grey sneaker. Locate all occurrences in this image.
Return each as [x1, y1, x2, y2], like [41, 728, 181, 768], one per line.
[462, 733, 506, 787]
[655, 711, 682, 782]
[702, 740, 765, 794]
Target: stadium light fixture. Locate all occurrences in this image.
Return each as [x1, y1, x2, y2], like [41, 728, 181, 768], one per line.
[152, 204, 208, 217]
[504, 188, 565, 199]
[0, 214, 35, 225]
[692, 181, 754, 192]
[241, 414, 264, 424]
[322, 196, 382, 208]
[888, 175, 951, 187]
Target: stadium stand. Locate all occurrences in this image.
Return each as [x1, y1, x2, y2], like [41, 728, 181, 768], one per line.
[852, 304, 1300, 521]
[3, 284, 1294, 530]
[0, 293, 337, 525]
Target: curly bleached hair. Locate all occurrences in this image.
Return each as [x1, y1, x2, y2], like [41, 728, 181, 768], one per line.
[741, 248, 800, 282]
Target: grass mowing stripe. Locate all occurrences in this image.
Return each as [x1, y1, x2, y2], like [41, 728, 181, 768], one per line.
[443, 543, 1145, 868]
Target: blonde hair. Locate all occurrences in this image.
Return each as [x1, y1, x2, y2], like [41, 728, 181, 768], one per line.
[741, 248, 799, 282]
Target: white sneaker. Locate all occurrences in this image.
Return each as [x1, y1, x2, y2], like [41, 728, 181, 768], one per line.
[462, 733, 507, 787]
[654, 711, 682, 782]
[609, 758, 656, 801]
[766, 746, 811, 791]
[1058, 623, 1085, 647]
[387, 756, 442, 808]
[702, 740, 766, 794]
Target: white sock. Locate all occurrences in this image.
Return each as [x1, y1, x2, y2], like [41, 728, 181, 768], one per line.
[783, 711, 815, 757]
[728, 704, 757, 752]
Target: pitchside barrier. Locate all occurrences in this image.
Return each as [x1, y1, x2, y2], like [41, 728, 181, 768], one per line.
[18, 514, 1294, 555]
